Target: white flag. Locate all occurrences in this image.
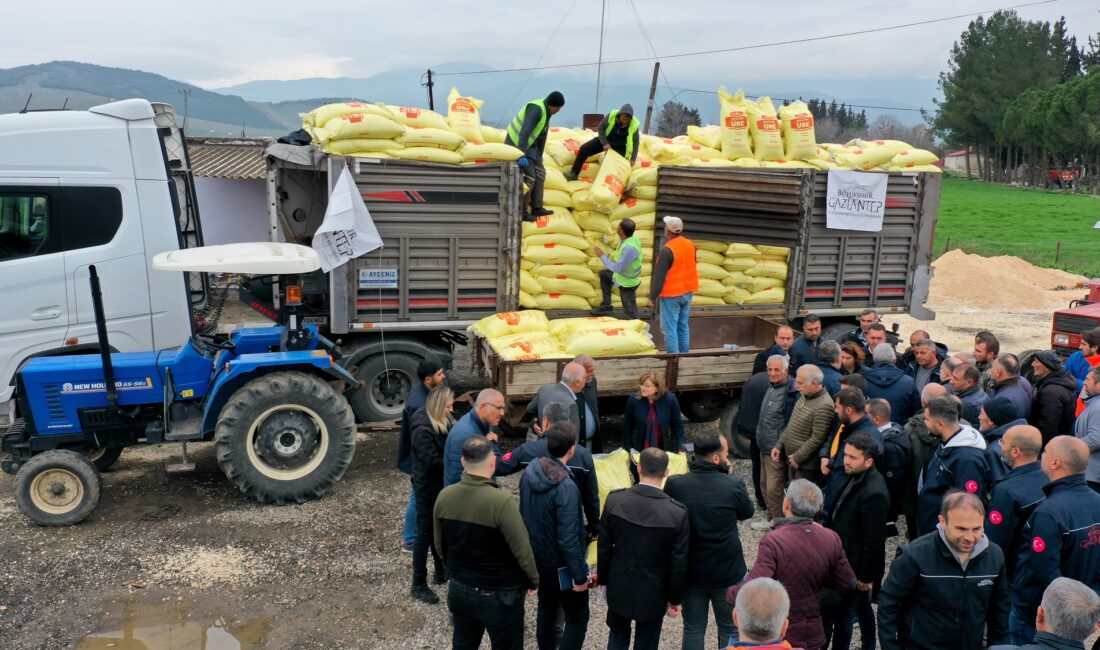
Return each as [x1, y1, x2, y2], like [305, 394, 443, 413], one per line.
[825, 169, 888, 232]
[312, 166, 383, 272]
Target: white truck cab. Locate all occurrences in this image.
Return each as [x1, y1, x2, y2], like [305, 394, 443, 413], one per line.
[0, 99, 193, 426]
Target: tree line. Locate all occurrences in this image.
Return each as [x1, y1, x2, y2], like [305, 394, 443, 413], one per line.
[931, 12, 1100, 191]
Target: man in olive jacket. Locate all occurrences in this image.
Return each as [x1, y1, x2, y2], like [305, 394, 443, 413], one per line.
[774, 365, 835, 484]
[665, 431, 755, 650]
[599, 447, 689, 650]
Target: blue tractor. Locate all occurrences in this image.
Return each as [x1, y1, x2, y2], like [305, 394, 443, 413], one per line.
[1, 243, 359, 525]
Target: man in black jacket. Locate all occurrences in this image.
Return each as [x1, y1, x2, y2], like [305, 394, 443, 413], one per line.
[821, 388, 882, 513]
[1028, 351, 1078, 446]
[520, 423, 590, 650]
[397, 357, 445, 553]
[789, 314, 823, 371]
[985, 425, 1046, 582]
[752, 325, 797, 374]
[734, 369, 771, 509]
[574, 354, 602, 452]
[990, 577, 1100, 650]
[664, 431, 755, 650]
[878, 490, 1011, 650]
[599, 447, 689, 650]
[916, 396, 991, 536]
[823, 433, 890, 650]
[435, 436, 539, 650]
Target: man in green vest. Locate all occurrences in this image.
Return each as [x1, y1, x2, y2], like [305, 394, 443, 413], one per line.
[505, 91, 565, 221]
[565, 104, 640, 181]
[591, 217, 642, 319]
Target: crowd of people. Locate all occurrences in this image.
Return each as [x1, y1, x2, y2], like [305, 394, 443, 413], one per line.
[394, 310, 1100, 650]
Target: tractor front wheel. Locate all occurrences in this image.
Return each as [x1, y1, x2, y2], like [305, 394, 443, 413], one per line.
[215, 371, 356, 505]
[14, 450, 101, 526]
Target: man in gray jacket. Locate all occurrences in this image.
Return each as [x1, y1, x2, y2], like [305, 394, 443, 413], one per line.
[755, 355, 799, 529]
[565, 104, 640, 180]
[1074, 365, 1100, 492]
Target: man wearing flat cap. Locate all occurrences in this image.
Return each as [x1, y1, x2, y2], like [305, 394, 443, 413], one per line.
[649, 216, 699, 354]
[1029, 351, 1078, 447]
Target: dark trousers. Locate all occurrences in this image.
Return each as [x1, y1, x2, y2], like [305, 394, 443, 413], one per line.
[570, 137, 626, 175]
[606, 610, 663, 650]
[823, 588, 875, 650]
[449, 580, 526, 650]
[599, 269, 639, 319]
[747, 435, 765, 508]
[681, 585, 736, 650]
[411, 492, 444, 586]
[536, 567, 589, 650]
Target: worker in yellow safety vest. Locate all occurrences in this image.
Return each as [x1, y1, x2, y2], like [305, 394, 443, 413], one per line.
[591, 217, 643, 319]
[565, 104, 640, 181]
[505, 91, 565, 221]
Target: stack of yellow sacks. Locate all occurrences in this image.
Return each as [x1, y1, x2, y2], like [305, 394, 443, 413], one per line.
[722, 243, 789, 305]
[520, 211, 596, 312]
[470, 313, 657, 360]
[693, 240, 734, 306]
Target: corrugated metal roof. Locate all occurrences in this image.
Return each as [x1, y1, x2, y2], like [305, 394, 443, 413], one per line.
[187, 140, 267, 180]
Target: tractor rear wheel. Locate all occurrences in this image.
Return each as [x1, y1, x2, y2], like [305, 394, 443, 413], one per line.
[14, 449, 101, 526]
[215, 371, 356, 505]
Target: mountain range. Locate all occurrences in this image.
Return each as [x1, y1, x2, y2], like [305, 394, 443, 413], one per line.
[0, 61, 938, 138]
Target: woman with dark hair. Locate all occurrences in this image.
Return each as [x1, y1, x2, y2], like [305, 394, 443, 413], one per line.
[622, 372, 686, 452]
[839, 342, 865, 375]
[408, 384, 455, 604]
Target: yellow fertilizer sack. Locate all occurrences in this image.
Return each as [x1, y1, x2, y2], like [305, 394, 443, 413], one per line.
[346, 151, 394, 160]
[727, 243, 761, 258]
[697, 262, 729, 281]
[542, 189, 574, 208]
[745, 260, 789, 281]
[630, 185, 657, 201]
[687, 124, 721, 150]
[724, 257, 758, 272]
[386, 105, 451, 130]
[744, 288, 785, 304]
[488, 331, 563, 360]
[725, 287, 752, 304]
[564, 327, 657, 357]
[561, 318, 648, 340]
[519, 290, 538, 308]
[549, 316, 618, 339]
[718, 88, 754, 160]
[696, 249, 725, 266]
[533, 263, 595, 283]
[536, 276, 596, 298]
[576, 211, 613, 235]
[611, 198, 656, 221]
[521, 259, 536, 271]
[572, 190, 597, 213]
[312, 114, 405, 144]
[590, 150, 632, 211]
[693, 295, 726, 306]
[303, 102, 395, 128]
[903, 164, 943, 173]
[535, 293, 592, 311]
[684, 143, 724, 160]
[840, 147, 894, 170]
[612, 211, 655, 230]
[779, 101, 817, 161]
[524, 233, 590, 251]
[632, 166, 659, 186]
[446, 88, 484, 144]
[722, 271, 751, 287]
[691, 158, 739, 168]
[524, 243, 589, 265]
[392, 147, 464, 165]
[544, 167, 570, 192]
[587, 449, 635, 564]
[546, 137, 588, 168]
[750, 276, 786, 292]
[757, 245, 789, 258]
[461, 143, 525, 162]
[890, 149, 939, 167]
[322, 138, 403, 155]
[480, 125, 506, 144]
[697, 240, 728, 254]
[577, 161, 601, 183]
[730, 157, 761, 168]
[522, 212, 583, 238]
[748, 97, 784, 161]
[470, 310, 550, 338]
[400, 127, 466, 151]
[696, 278, 729, 299]
[520, 270, 542, 295]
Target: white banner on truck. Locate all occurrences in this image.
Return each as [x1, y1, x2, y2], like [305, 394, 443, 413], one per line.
[312, 166, 383, 272]
[826, 170, 887, 232]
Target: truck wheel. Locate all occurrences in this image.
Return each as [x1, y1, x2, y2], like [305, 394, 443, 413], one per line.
[718, 401, 752, 459]
[821, 322, 853, 344]
[348, 352, 420, 423]
[80, 446, 123, 472]
[1017, 349, 1042, 385]
[680, 391, 726, 422]
[14, 449, 101, 526]
[215, 371, 356, 505]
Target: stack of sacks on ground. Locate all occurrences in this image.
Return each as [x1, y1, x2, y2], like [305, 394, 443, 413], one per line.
[471, 313, 657, 359]
[302, 93, 525, 165]
[722, 243, 789, 305]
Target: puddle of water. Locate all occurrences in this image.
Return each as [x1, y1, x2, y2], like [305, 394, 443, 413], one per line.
[74, 602, 269, 650]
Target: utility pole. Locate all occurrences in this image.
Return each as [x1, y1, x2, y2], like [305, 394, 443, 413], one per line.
[595, 0, 606, 111]
[643, 61, 660, 134]
[425, 69, 436, 111]
[177, 89, 191, 130]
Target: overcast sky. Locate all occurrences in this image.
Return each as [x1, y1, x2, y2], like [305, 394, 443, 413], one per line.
[3, 0, 1097, 89]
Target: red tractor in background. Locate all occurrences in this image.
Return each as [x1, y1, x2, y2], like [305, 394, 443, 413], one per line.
[1051, 280, 1100, 356]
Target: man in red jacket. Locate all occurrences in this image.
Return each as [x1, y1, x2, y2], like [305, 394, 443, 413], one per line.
[727, 479, 856, 650]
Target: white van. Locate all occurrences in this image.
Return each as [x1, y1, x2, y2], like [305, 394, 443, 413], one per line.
[0, 99, 194, 428]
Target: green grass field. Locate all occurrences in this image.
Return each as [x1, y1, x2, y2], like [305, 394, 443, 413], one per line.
[935, 177, 1100, 276]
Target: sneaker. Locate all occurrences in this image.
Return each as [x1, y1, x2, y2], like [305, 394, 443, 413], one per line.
[411, 584, 440, 605]
[750, 519, 774, 532]
[590, 305, 613, 316]
[531, 207, 554, 217]
[563, 171, 578, 181]
[433, 573, 448, 585]
[400, 541, 415, 554]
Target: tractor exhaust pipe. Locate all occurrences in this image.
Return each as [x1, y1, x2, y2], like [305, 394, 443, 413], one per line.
[88, 265, 118, 410]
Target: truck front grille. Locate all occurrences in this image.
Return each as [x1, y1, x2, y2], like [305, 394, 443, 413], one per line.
[1054, 313, 1099, 335]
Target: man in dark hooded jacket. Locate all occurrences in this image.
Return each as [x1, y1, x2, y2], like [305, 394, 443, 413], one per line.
[520, 423, 590, 650]
[565, 104, 640, 180]
[863, 344, 921, 424]
[980, 396, 1029, 483]
[1029, 351, 1079, 446]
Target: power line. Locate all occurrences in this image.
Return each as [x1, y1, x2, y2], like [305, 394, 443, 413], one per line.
[494, 0, 582, 124]
[433, 0, 1058, 77]
[669, 87, 927, 112]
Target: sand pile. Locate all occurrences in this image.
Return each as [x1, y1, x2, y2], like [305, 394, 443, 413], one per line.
[930, 250, 1087, 311]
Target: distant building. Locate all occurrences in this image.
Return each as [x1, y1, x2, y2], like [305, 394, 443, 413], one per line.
[942, 148, 982, 176]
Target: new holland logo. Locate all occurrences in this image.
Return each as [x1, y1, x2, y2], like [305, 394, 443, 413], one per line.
[61, 378, 153, 393]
